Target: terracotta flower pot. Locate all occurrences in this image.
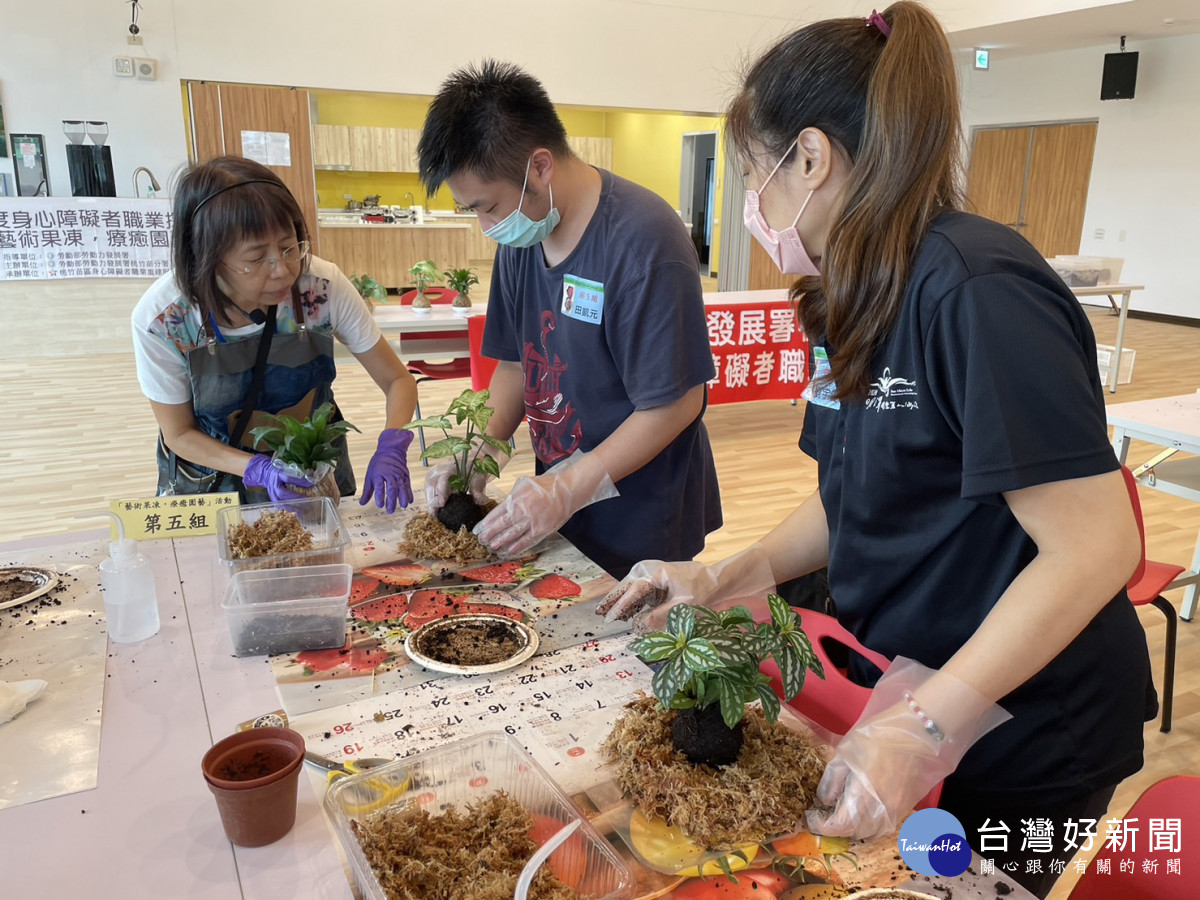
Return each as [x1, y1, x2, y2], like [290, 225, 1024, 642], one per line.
[201, 727, 305, 847]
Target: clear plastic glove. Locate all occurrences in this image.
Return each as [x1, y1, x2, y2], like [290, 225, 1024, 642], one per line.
[424, 443, 508, 514]
[242, 453, 313, 502]
[807, 657, 1012, 840]
[359, 428, 414, 514]
[474, 451, 617, 557]
[596, 543, 775, 631]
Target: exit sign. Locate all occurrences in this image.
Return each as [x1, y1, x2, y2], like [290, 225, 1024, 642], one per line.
[975, 48, 990, 69]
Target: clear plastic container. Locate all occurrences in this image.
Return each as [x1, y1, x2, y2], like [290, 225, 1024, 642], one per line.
[216, 497, 348, 574]
[221, 563, 351, 657]
[325, 732, 635, 900]
[1049, 255, 1124, 287]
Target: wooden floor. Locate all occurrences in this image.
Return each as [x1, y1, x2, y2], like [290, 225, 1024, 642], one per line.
[3, 278, 1197, 896]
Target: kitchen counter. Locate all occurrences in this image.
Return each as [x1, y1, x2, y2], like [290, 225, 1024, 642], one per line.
[317, 223, 470, 289]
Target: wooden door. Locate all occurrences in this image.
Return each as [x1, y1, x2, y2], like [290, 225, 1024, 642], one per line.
[966, 126, 1030, 230]
[965, 121, 1097, 258]
[184, 81, 319, 253]
[747, 239, 799, 291]
[188, 82, 225, 163]
[1022, 122, 1097, 257]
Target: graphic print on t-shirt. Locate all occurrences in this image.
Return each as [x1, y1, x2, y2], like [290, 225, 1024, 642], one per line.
[865, 366, 919, 413]
[523, 309, 582, 464]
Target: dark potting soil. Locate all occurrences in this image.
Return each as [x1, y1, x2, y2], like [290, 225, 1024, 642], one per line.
[217, 747, 295, 781]
[0, 577, 39, 604]
[232, 613, 344, 657]
[436, 492, 486, 533]
[672, 702, 746, 767]
[415, 619, 525, 666]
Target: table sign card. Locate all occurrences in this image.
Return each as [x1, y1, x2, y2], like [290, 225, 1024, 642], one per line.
[109, 493, 239, 541]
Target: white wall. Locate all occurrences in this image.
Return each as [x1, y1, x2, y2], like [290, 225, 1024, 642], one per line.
[4, 0, 1192, 318]
[961, 32, 1200, 320]
[0, 0, 1115, 203]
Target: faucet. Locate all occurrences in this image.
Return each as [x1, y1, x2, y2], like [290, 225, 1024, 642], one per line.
[133, 166, 162, 198]
[404, 192, 416, 208]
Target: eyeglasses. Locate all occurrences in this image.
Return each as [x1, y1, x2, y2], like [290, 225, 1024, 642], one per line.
[225, 240, 310, 277]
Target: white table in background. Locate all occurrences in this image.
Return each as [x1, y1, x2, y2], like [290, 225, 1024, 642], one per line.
[1, 528, 353, 900]
[1108, 391, 1200, 621]
[372, 303, 484, 362]
[1070, 283, 1144, 393]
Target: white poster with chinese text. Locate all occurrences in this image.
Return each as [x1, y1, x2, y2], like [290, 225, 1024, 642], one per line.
[0, 197, 172, 281]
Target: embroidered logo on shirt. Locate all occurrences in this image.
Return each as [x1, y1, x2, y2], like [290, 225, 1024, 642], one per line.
[866, 366, 920, 412]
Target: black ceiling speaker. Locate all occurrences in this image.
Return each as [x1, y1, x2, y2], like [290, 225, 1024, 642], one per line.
[1101, 36, 1138, 100]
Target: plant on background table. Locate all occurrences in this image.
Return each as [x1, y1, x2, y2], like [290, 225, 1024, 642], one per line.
[349, 274, 386, 305]
[409, 260, 442, 310]
[443, 266, 479, 309]
[404, 388, 512, 531]
[249, 402, 360, 502]
[632, 595, 824, 766]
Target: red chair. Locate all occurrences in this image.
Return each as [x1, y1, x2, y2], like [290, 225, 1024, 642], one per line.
[752, 601, 941, 810]
[467, 314, 518, 451]
[1068, 775, 1200, 899]
[467, 313, 498, 391]
[1120, 465, 1183, 733]
[398, 287, 471, 463]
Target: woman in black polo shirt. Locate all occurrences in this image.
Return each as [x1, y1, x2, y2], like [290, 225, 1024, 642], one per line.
[599, 3, 1153, 896]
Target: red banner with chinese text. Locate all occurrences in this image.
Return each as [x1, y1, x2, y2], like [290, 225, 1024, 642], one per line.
[705, 300, 809, 404]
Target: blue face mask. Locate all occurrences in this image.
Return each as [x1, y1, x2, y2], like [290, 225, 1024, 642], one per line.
[484, 157, 560, 248]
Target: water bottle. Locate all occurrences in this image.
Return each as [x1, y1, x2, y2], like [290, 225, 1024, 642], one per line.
[98, 513, 160, 643]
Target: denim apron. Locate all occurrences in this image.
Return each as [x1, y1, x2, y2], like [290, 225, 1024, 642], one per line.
[155, 291, 355, 502]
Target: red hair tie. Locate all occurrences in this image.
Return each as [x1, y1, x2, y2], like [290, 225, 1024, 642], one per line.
[867, 9, 891, 39]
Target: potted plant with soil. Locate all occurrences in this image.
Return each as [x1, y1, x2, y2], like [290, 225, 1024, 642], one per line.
[349, 273, 386, 307]
[404, 388, 511, 532]
[443, 266, 479, 315]
[631, 595, 824, 767]
[249, 402, 360, 502]
[409, 259, 442, 314]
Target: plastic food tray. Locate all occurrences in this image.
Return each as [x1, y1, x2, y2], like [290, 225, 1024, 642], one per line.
[216, 497, 348, 574]
[325, 731, 635, 900]
[221, 563, 351, 657]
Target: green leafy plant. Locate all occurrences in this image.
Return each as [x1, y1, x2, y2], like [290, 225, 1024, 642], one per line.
[349, 274, 386, 303]
[443, 266, 479, 297]
[404, 389, 512, 530]
[249, 402, 360, 475]
[409, 259, 442, 295]
[632, 594, 824, 731]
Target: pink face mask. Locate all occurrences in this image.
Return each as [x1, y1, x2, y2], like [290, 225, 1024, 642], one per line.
[743, 140, 819, 276]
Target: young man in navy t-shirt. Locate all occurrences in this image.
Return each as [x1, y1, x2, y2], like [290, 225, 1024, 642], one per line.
[417, 60, 721, 578]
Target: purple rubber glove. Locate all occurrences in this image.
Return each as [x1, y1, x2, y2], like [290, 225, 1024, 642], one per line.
[242, 454, 313, 502]
[359, 428, 414, 514]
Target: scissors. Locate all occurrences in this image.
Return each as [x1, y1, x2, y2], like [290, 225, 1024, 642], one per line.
[304, 751, 411, 815]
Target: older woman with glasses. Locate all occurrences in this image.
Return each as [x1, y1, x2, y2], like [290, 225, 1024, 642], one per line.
[132, 155, 418, 509]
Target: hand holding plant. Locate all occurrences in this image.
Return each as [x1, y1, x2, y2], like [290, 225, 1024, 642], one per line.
[249, 402, 360, 500]
[633, 595, 825, 730]
[406, 389, 513, 531]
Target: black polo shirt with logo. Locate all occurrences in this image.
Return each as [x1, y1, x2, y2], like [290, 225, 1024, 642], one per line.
[800, 211, 1150, 804]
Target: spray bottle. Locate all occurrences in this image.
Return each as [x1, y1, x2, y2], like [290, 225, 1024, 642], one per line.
[98, 512, 160, 643]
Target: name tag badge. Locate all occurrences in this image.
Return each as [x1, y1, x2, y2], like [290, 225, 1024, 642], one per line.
[802, 345, 841, 409]
[561, 274, 604, 325]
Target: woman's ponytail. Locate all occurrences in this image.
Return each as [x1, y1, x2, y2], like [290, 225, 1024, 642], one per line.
[726, 1, 963, 401]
